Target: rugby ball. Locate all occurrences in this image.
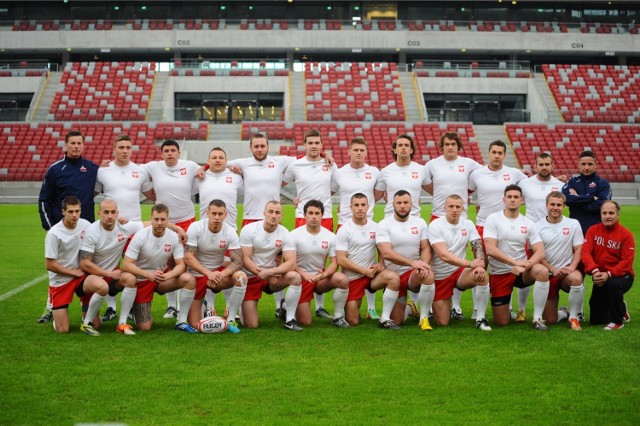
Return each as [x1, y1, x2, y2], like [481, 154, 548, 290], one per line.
[197, 316, 227, 334]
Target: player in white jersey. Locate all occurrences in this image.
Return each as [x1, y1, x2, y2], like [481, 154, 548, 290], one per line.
[536, 192, 584, 330]
[429, 195, 492, 331]
[423, 131, 482, 321]
[120, 204, 198, 333]
[374, 134, 428, 218]
[291, 200, 350, 328]
[184, 199, 247, 333]
[375, 190, 435, 330]
[516, 152, 565, 321]
[484, 185, 551, 331]
[336, 193, 401, 328]
[44, 196, 108, 335]
[239, 200, 303, 331]
[330, 137, 382, 320]
[94, 134, 155, 322]
[283, 128, 337, 231]
[79, 199, 142, 336]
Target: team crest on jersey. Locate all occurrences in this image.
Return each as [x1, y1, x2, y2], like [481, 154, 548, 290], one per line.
[589, 182, 596, 188]
[131, 171, 139, 178]
[411, 172, 419, 179]
[458, 165, 465, 172]
[520, 226, 527, 234]
[164, 244, 172, 252]
[563, 228, 570, 235]
[180, 168, 187, 175]
[461, 229, 468, 236]
[268, 162, 275, 168]
[275, 240, 282, 248]
[369, 232, 376, 239]
[219, 240, 227, 248]
[552, 186, 558, 191]
[322, 165, 328, 172]
[80, 166, 87, 173]
[503, 174, 510, 181]
[226, 176, 232, 183]
[411, 227, 418, 235]
[365, 172, 372, 180]
[322, 241, 328, 249]
[118, 233, 124, 242]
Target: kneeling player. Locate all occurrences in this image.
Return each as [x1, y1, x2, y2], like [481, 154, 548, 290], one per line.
[292, 200, 350, 328]
[336, 193, 401, 328]
[537, 192, 584, 330]
[121, 204, 198, 333]
[429, 195, 491, 331]
[376, 190, 435, 329]
[184, 199, 247, 333]
[240, 200, 303, 331]
[484, 185, 550, 330]
[45, 196, 109, 335]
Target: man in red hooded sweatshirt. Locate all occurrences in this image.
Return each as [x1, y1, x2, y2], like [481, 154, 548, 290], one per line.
[582, 200, 635, 330]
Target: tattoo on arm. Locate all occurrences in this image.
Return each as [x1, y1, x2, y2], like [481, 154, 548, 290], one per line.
[471, 239, 485, 260]
[78, 250, 94, 261]
[227, 249, 243, 274]
[185, 244, 197, 253]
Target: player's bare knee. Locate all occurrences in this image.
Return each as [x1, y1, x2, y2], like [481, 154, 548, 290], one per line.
[233, 271, 248, 286]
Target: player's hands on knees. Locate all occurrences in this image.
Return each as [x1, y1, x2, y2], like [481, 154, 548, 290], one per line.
[469, 259, 484, 269]
[71, 268, 85, 278]
[110, 270, 122, 280]
[511, 265, 526, 276]
[370, 263, 385, 277]
[258, 268, 275, 281]
[472, 267, 486, 283]
[152, 270, 167, 282]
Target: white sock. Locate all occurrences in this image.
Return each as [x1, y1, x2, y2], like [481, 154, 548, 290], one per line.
[557, 308, 569, 323]
[509, 294, 513, 311]
[381, 288, 399, 322]
[226, 280, 247, 322]
[204, 289, 215, 312]
[46, 294, 52, 311]
[517, 286, 531, 313]
[119, 287, 136, 325]
[284, 285, 302, 322]
[273, 290, 285, 311]
[471, 286, 478, 311]
[365, 288, 377, 312]
[452, 287, 462, 311]
[177, 288, 195, 324]
[333, 288, 348, 319]
[417, 284, 435, 320]
[222, 287, 233, 312]
[474, 285, 490, 321]
[83, 293, 106, 325]
[532, 281, 550, 322]
[166, 290, 177, 309]
[569, 284, 584, 320]
[314, 292, 325, 310]
[107, 294, 117, 310]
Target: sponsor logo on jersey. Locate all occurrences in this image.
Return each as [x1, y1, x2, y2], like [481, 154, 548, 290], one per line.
[369, 232, 376, 239]
[132, 171, 139, 178]
[275, 240, 282, 248]
[503, 174, 510, 181]
[411, 227, 418, 235]
[551, 186, 558, 192]
[461, 229, 468, 236]
[365, 172, 372, 180]
[322, 165, 328, 172]
[589, 182, 596, 188]
[458, 165, 465, 172]
[226, 176, 232, 183]
[164, 244, 172, 252]
[219, 240, 227, 248]
[80, 166, 87, 173]
[411, 172, 419, 179]
[322, 241, 328, 249]
[180, 168, 187, 175]
[118, 233, 124, 242]
[268, 162, 275, 168]
[563, 228, 569, 235]
[520, 226, 527, 234]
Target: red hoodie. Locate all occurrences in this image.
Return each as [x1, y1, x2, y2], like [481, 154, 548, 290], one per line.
[582, 222, 636, 277]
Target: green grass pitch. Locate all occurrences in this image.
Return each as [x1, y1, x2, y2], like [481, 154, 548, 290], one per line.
[0, 203, 638, 425]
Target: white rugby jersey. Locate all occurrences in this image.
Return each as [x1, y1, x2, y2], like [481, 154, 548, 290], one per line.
[520, 175, 564, 222]
[45, 219, 91, 287]
[80, 220, 144, 271]
[197, 169, 243, 229]
[429, 217, 480, 280]
[143, 159, 199, 223]
[124, 226, 184, 282]
[331, 163, 379, 225]
[375, 161, 427, 218]
[227, 155, 294, 221]
[283, 157, 336, 219]
[335, 219, 379, 280]
[468, 165, 527, 226]
[535, 216, 583, 268]
[186, 220, 240, 276]
[239, 220, 295, 278]
[376, 215, 429, 275]
[484, 211, 541, 275]
[95, 161, 152, 221]
[291, 226, 336, 274]
[423, 155, 480, 218]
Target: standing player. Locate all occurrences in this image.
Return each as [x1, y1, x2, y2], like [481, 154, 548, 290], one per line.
[37, 130, 99, 323]
[239, 201, 303, 331]
[423, 131, 481, 321]
[429, 195, 492, 331]
[78, 199, 143, 335]
[336, 193, 401, 329]
[184, 199, 247, 333]
[536, 192, 584, 330]
[582, 200, 635, 330]
[44, 196, 108, 335]
[562, 150, 612, 235]
[291, 200, 350, 328]
[94, 134, 155, 322]
[331, 137, 382, 320]
[375, 190, 435, 330]
[144, 139, 201, 319]
[483, 185, 551, 330]
[120, 204, 198, 333]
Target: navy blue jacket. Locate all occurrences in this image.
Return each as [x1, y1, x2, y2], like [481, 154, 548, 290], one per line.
[38, 155, 99, 230]
[561, 173, 612, 235]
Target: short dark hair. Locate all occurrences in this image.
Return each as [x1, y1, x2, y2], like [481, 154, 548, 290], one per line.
[579, 150, 596, 161]
[392, 134, 416, 160]
[439, 132, 463, 151]
[303, 199, 324, 215]
[64, 130, 83, 144]
[489, 140, 507, 152]
[249, 133, 269, 146]
[546, 191, 566, 203]
[62, 195, 81, 210]
[304, 128, 322, 144]
[393, 189, 411, 199]
[350, 192, 368, 203]
[536, 152, 553, 162]
[114, 134, 132, 144]
[349, 137, 367, 148]
[504, 184, 522, 196]
[208, 199, 227, 209]
[209, 147, 227, 157]
[151, 203, 170, 215]
[161, 140, 180, 151]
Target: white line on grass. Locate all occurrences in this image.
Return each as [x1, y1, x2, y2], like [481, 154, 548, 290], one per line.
[0, 274, 48, 302]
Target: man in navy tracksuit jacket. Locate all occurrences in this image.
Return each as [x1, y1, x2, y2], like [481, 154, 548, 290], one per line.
[38, 131, 99, 231]
[562, 150, 612, 235]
